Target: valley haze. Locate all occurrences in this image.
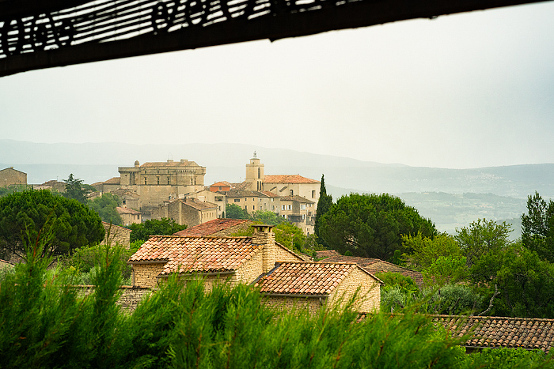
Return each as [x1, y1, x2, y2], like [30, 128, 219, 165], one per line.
[1, 139, 552, 236]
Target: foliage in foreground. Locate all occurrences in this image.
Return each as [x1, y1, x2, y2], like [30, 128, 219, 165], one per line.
[1, 238, 553, 368]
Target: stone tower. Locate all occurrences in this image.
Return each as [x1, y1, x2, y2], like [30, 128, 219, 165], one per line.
[245, 152, 264, 191]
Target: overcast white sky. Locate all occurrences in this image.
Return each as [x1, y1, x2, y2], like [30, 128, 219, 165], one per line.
[1, 2, 554, 169]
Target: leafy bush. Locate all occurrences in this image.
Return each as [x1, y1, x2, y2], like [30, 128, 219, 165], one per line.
[1, 232, 551, 368]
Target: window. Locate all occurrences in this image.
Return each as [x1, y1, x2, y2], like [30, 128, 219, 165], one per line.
[282, 205, 285, 210]
[244, 206, 247, 210]
[312, 190, 316, 198]
[234, 199, 240, 203]
[301, 204, 306, 210]
[253, 205, 255, 210]
[290, 190, 294, 196]
[288, 205, 292, 210]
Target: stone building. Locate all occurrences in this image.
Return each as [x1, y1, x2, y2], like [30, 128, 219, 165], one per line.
[278, 195, 316, 234]
[238, 154, 320, 234]
[101, 222, 132, 248]
[152, 198, 218, 227]
[95, 159, 207, 219]
[128, 225, 381, 313]
[0, 167, 27, 188]
[116, 206, 142, 226]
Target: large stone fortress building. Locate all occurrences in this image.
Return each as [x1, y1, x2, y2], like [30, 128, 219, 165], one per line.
[98, 159, 206, 219]
[119, 159, 205, 188]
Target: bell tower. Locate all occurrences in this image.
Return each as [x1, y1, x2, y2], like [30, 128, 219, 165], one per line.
[245, 152, 264, 191]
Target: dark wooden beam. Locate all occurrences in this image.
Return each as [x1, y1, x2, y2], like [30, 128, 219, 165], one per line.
[0, 0, 550, 77]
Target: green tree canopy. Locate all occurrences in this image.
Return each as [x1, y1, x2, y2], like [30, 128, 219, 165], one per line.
[455, 219, 512, 267]
[251, 210, 285, 225]
[88, 193, 123, 225]
[521, 191, 554, 263]
[128, 218, 187, 242]
[402, 232, 461, 271]
[225, 204, 250, 220]
[318, 193, 436, 261]
[471, 243, 554, 318]
[0, 190, 104, 258]
[314, 174, 333, 247]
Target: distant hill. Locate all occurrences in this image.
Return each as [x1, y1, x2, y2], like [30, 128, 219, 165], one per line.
[1, 139, 551, 234]
[1, 139, 552, 199]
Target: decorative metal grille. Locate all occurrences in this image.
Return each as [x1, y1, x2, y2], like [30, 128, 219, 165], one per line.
[0, 0, 363, 58]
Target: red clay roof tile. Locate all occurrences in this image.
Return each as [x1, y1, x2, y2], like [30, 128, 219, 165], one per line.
[263, 175, 319, 184]
[128, 235, 261, 275]
[255, 262, 357, 295]
[174, 219, 252, 237]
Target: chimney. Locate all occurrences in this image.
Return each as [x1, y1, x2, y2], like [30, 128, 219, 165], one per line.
[251, 224, 275, 273]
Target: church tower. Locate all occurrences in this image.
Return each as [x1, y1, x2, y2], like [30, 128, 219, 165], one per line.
[245, 152, 264, 191]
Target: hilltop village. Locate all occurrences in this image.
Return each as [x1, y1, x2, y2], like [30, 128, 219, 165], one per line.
[91, 153, 320, 235]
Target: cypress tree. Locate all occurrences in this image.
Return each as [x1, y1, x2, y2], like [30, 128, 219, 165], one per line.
[315, 174, 333, 247]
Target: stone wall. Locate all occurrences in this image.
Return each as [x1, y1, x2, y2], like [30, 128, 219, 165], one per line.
[0, 167, 27, 187]
[133, 263, 167, 288]
[235, 249, 264, 284]
[262, 295, 325, 314]
[274, 243, 305, 263]
[71, 285, 151, 311]
[102, 222, 131, 248]
[329, 267, 380, 313]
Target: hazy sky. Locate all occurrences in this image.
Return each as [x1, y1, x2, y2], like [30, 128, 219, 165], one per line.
[1, 2, 554, 169]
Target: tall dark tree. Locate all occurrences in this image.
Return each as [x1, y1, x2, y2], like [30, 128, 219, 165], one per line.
[63, 173, 90, 204]
[521, 191, 554, 263]
[314, 174, 333, 246]
[0, 190, 104, 258]
[319, 193, 436, 261]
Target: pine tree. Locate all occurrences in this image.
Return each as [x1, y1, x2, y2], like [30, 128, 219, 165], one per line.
[314, 174, 333, 247]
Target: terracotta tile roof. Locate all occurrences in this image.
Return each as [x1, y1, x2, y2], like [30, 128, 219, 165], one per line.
[279, 195, 314, 204]
[103, 177, 121, 185]
[116, 207, 141, 215]
[173, 219, 253, 237]
[255, 262, 358, 295]
[316, 253, 424, 287]
[128, 235, 261, 275]
[263, 175, 319, 184]
[315, 250, 341, 259]
[224, 190, 268, 198]
[261, 191, 279, 198]
[178, 198, 218, 211]
[432, 315, 554, 353]
[211, 181, 231, 187]
[229, 181, 251, 190]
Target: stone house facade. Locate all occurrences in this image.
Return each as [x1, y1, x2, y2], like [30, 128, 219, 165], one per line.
[152, 198, 218, 227]
[116, 206, 142, 226]
[128, 225, 381, 313]
[0, 167, 27, 188]
[101, 221, 132, 248]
